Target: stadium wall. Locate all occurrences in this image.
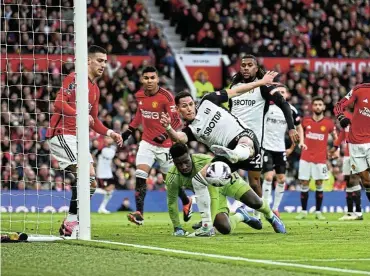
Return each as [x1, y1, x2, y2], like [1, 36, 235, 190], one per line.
[1, 191, 369, 214]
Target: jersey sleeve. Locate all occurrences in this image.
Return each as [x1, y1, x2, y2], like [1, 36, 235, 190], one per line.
[90, 89, 109, 135]
[334, 89, 357, 117]
[182, 126, 197, 142]
[164, 95, 182, 131]
[290, 105, 301, 126]
[54, 74, 76, 116]
[166, 170, 182, 228]
[200, 90, 228, 106]
[328, 119, 336, 133]
[129, 106, 142, 129]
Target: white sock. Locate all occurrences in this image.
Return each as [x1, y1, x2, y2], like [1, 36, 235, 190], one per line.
[192, 172, 212, 228]
[232, 143, 251, 161]
[66, 214, 77, 222]
[262, 180, 272, 203]
[253, 209, 261, 219]
[99, 191, 113, 210]
[273, 183, 285, 211]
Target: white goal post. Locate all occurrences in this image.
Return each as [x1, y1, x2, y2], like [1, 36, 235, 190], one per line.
[1, 0, 90, 241]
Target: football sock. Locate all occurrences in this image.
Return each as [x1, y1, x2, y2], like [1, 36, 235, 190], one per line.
[99, 190, 113, 210]
[273, 182, 285, 211]
[262, 180, 272, 203]
[135, 170, 148, 214]
[301, 185, 309, 211]
[258, 199, 273, 219]
[352, 185, 362, 214]
[345, 186, 354, 213]
[315, 184, 324, 211]
[365, 187, 370, 202]
[192, 172, 212, 228]
[229, 213, 244, 233]
[233, 143, 251, 161]
[69, 181, 77, 216]
[178, 187, 190, 205]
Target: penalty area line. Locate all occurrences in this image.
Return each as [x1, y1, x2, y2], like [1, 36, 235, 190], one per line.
[91, 240, 370, 275]
[276, 258, 370, 263]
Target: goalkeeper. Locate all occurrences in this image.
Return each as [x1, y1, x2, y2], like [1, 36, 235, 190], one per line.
[166, 143, 286, 236]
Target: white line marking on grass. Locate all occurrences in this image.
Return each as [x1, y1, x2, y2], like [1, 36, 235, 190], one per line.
[276, 258, 370, 263]
[91, 240, 370, 275]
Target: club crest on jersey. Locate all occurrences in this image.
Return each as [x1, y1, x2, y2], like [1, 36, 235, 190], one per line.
[65, 82, 76, 94]
[152, 101, 158, 108]
[320, 126, 326, 132]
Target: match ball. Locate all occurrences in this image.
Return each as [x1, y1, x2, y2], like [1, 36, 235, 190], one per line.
[205, 161, 232, 187]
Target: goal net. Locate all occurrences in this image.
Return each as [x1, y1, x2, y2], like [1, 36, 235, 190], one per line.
[1, 0, 90, 241]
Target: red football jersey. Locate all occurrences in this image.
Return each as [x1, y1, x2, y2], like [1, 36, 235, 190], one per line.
[334, 83, 370, 144]
[130, 87, 181, 148]
[301, 116, 335, 164]
[46, 72, 108, 138]
[334, 112, 352, 157]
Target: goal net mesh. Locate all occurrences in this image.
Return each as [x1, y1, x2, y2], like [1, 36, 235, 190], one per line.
[1, 0, 76, 239]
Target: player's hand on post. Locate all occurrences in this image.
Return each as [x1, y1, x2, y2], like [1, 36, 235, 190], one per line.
[288, 129, 300, 143]
[110, 131, 123, 147]
[173, 227, 188, 237]
[89, 115, 94, 126]
[262, 71, 280, 86]
[298, 142, 308, 150]
[160, 112, 171, 129]
[338, 114, 351, 128]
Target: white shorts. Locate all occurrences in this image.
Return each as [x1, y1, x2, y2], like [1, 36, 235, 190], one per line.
[136, 140, 173, 174]
[298, 159, 328, 181]
[49, 135, 93, 170]
[349, 143, 370, 174]
[342, 156, 351, 176]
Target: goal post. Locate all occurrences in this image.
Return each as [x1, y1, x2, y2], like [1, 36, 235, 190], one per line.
[75, 0, 90, 241]
[1, 0, 90, 241]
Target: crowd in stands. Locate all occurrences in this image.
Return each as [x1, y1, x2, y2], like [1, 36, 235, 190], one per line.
[1, 0, 370, 192]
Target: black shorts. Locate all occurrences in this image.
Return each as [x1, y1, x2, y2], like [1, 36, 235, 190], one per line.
[262, 150, 286, 174]
[212, 129, 262, 172]
[98, 178, 115, 188]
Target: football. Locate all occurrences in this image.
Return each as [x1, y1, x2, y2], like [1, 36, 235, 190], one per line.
[205, 161, 232, 187]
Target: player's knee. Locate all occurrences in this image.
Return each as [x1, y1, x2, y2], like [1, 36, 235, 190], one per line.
[213, 213, 231, 235]
[276, 174, 285, 183]
[264, 173, 273, 182]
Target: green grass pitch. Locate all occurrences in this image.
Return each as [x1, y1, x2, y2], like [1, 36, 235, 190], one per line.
[1, 212, 370, 276]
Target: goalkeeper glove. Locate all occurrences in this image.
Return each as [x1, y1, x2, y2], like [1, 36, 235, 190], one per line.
[121, 127, 135, 142]
[153, 133, 168, 144]
[338, 114, 351, 128]
[173, 227, 188, 236]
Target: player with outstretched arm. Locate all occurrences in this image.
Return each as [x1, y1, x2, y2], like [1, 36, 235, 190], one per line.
[160, 71, 287, 236]
[121, 66, 193, 225]
[46, 45, 123, 236]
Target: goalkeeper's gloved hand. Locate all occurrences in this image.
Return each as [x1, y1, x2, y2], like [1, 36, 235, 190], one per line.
[121, 127, 134, 142]
[153, 133, 167, 144]
[338, 114, 351, 128]
[173, 227, 188, 236]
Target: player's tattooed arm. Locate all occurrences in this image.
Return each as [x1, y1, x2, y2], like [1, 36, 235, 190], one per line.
[226, 71, 280, 98]
[160, 112, 189, 144]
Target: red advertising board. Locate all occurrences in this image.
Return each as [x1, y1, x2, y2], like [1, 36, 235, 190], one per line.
[1, 54, 151, 72]
[231, 58, 370, 74]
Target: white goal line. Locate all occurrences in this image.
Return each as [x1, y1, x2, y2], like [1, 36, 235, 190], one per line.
[91, 240, 370, 275]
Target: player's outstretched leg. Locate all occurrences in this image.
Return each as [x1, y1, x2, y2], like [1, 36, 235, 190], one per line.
[128, 169, 147, 225]
[60, 166, 79, 236]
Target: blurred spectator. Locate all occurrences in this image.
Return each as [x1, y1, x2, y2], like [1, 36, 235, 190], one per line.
[194, 71, 215, 99]
[117, 197, 133, 212]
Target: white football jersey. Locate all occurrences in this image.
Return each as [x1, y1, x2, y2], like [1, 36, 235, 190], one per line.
[263, 104, 300, 152]
[187, 99, 247, 148]
[229, 80, 268, 144]
[96, 145, 117, 179]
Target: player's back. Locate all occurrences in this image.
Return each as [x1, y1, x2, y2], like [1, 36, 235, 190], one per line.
[349, 84, 370, 144]
[301, 116, 335, 164]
